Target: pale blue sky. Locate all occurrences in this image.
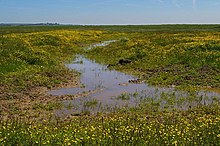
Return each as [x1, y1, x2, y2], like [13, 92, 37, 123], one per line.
[0, 0, 220, 24]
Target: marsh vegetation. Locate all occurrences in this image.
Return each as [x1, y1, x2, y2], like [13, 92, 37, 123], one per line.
[0, 25, 220, 145]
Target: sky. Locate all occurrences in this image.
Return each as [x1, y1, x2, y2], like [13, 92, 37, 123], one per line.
[0, 0, 220, 24]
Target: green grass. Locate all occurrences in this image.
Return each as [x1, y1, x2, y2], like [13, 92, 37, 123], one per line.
[0, 105, 219, 145]
[0, 25, 220, 145]
[0, 28, 122, 96]
[1, 24, 220, 35]
[85, 31, 220, 88]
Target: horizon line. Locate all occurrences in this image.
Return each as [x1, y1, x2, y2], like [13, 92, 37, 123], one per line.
[1, 22, 220, 26]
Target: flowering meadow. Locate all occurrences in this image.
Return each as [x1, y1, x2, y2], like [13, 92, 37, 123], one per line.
[1, 105, 219, 145]
[0, 25, 220, 145]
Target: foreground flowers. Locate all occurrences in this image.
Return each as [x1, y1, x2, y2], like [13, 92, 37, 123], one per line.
[1, 105, 219, 145]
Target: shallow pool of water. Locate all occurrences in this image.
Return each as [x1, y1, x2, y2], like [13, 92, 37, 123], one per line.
[48, 41, 220, 116]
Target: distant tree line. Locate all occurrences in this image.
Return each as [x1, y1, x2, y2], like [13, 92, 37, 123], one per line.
[0, 23, 60, 26]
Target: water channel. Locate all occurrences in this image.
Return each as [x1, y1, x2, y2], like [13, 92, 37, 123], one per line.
[48, 41, 220, 116]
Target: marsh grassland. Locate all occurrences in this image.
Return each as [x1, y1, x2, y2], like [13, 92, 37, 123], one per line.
[0, 25, 220, 145]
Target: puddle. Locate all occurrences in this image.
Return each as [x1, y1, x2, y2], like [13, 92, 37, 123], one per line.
[48, 41, 220, 117]
[85, 40, 117, 51]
